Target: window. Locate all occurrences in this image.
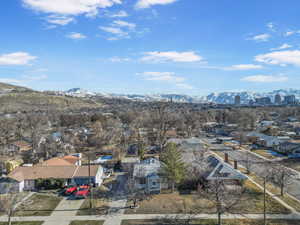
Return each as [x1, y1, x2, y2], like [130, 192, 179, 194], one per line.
[139, 178, 146, 184]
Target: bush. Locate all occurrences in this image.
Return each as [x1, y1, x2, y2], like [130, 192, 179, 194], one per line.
[36, 178, 65, 190]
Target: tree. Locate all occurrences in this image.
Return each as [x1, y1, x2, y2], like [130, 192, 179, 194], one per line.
[270, 164, 294, 196]
[160, 143, 186, 192]
[0, 183, 23, 225]
[198, 180, 245, 225]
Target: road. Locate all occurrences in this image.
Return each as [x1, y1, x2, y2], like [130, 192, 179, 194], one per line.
[202, 136, 300, 201]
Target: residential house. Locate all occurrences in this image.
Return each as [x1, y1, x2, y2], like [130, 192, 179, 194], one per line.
[246, 132, 281, 148]
[204, 155, 248, 182]
[1, 164, 103, 192]
[274, 142, 300, 155]
[41, 155, 81, 166]
[133, 158, 166, 194]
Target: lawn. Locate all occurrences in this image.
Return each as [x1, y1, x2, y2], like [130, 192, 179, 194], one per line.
[69, 221, 104, 225]
[14, 193, 62, 217]
[125, 181, 290, 214]
[280, 158, 300, 172]
[252, 149, 281, 160]
[0, 222, 43, 225]
[121, 219, 300, 225]
[77, 198, 109, 216]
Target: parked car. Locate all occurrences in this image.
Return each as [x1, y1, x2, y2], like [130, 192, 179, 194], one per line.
[64, 186, 77, 195]
[74, 187, 90, 199]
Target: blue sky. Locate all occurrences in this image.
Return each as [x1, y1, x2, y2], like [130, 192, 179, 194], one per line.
[1, 0, 300, 95]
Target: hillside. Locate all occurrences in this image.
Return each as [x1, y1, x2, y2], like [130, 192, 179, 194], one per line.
[0, 82, 32, 93]
[0, 83, 100, 112]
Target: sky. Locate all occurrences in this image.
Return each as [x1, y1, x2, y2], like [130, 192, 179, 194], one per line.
[1, 0, 300, 96]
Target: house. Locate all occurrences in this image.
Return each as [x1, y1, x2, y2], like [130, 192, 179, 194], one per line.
[274, 142, 300, 155]
[246, 132, 281, 148]
[1, 164, 103, 192]
[204, 155, 247, 182]
[121, 157, 140, 172]
[6, 141, 32, 155]
[133, 158, 166, 194]
[41, 155, 81, 166]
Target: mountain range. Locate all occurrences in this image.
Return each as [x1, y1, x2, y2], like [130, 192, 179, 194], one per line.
[63, 88, 300, 104]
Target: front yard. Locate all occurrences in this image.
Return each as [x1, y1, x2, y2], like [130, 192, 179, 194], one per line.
[0, 222, 43, 225]
[252, 149, 284, 159]
[76, 198, 109, 216]
[14, 193, 62, 217]
[121, 219, 300, 225]
[125, 181, 290, 214]
[280, 158, 300, 172]
[69, 221, 104, 225]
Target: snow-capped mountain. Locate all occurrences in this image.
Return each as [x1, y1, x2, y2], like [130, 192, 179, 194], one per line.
[65, 88, 96, 97]
[61, 88, 300, 104]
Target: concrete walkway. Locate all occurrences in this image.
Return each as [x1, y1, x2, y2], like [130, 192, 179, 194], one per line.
[2, 213, 300, 223]
[42, 198, 85, 225]
[103, 173, 128, 225]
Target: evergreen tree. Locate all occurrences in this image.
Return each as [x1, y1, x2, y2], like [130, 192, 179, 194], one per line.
[160, 143, 186, 192]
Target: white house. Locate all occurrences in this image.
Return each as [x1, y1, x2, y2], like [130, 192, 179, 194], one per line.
[1, 164, 103, 192]
[133, 158, 166, 194]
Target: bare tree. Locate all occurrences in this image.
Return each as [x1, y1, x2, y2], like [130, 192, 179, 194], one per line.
[0, 183, 23, 225]
[198, 180, 245, 225]
[270, 163, 294, 196]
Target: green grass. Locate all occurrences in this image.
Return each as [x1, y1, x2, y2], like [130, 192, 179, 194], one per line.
[14, 194, 62, 217]
[0, 222, 43, 225]
[69, 221, 104, 225]
[121, 219, 300, 225]
[77, 199, 109, 216]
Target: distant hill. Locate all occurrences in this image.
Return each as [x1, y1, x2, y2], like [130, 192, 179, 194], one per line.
[0, 83, 100, 112]
[0, 82, 32, 93]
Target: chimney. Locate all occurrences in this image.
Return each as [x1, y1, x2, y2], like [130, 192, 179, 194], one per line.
[234, 160, 238, 169]
[224, 153, 229, 163]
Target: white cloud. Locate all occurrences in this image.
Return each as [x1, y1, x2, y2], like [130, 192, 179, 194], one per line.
[284, 30, 300, 37]
[140, 72, 184, 82]
[249, 33, 271, 42]
[255, 50, 300, 66]
[113, 20, 136, 30]
[22, 0, 122, 16]
[267, 22, 275, 32]
[135, 0, 177, 9]
[0, 52, 37, 66]
[109, 57, 131, 62]
[99, 26, 129, 39]
[22, 74, 48, 81]
[99, 20, 138, 40]
[141, 51, 203, 63]
[46, 15, 74, 25]
[66, 32, 87, 40]
[138, 71, 193, 89]
[270, 43, 292, 51]
[0, 78, 23, 85]
[285, 31, 295, 37]
[242, 75, 288, 83]
[224, 64, 263, 71]
[108, 10, 128, 18]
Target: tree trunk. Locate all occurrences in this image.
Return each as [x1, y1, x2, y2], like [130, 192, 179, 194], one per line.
[172, 182, 175, 193]
[281, 183, 284, 196]
[8, 210, 12, 225]
[217, 212, 222, 225]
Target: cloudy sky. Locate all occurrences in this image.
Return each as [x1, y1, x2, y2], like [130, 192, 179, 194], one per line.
[1, 0, 300, 95]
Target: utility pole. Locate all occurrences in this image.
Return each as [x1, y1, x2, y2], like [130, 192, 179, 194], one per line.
[88, 155, 92, 209]
[263, 177, 266, 225]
